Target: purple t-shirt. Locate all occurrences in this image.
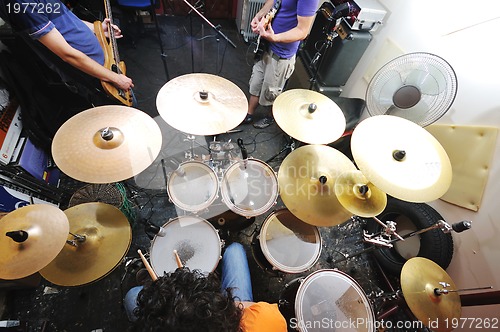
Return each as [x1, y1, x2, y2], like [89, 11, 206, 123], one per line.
[270, 0, 319, 59]
[0, 0, 105, 64]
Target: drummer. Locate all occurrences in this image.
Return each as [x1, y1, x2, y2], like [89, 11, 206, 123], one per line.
[124, 242, 287, 331]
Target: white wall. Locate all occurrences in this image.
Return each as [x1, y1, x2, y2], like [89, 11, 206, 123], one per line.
[341, 0, 500, 329]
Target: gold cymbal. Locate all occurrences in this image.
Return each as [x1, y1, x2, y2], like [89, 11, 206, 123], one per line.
[52, 105, 162, 184]
[401, 257, 461, 332]
[273, 89, 346, 144]
[334, 170, 387, 217]
[39, 202, 131, 287]
[0, 205, 69, 280]
[278, 145, 356, 227]
[351, 115, 452, 203]
[156, 73, 248, 135]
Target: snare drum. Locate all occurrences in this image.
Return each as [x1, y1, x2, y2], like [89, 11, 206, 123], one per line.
[150, 216, 221, 275]
[221, 158, 278, 217]
[167, 161, 219, 212]
[279, 269, 376, 332]
[251, 209, 322, 274]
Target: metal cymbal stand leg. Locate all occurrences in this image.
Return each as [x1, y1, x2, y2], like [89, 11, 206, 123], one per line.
[265, 135, 295, 163]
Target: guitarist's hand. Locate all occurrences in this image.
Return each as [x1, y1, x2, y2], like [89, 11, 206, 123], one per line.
[102, 18, 123, 39]
[257, 21, 275, 42]
[113, 74, 134, 91]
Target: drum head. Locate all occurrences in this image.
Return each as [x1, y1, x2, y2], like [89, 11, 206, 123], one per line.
[295, 269, 375, 332]
[260, 209, 321, 273]
[167, 161, 219, 212]
[221, 159, 278, 217]
[150, 216, 221, 275]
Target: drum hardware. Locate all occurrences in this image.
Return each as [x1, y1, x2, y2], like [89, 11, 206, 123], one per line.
[51, 105, 162, 184]
[0, 205, 70, 280]
[156, 73, 247, 136]
[39, 203, 132, 287]
[278, 144, 356, 227]
[265, 135, 296, 164]
[351, 115, 452, 203]
[273, 89, 347, 145]
[330, 217, 471, 265]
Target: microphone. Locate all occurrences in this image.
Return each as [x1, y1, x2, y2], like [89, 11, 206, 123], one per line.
[141, 219, 166, 239]
[237, 138, 248, 169]
[332, 2, 353, 19]
[452, 220, 472, 233]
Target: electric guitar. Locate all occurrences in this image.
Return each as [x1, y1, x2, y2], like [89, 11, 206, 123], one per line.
[253, 4, 279, 60]
[94, 0, 133, 106]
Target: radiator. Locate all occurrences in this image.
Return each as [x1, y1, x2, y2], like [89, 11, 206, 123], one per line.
[240, 0, 265, 42]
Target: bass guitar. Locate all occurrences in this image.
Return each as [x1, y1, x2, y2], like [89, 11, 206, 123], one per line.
[253, 6, 277, 60]
[94, 0, 133, 106]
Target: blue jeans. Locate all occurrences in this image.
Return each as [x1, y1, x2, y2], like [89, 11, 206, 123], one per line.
[123, 242, 253, 321]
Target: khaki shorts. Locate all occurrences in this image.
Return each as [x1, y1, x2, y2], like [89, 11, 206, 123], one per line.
[249, 50, 296, 106]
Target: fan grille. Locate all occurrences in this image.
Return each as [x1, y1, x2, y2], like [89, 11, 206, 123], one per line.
[69, 183, 124, 208]
[366, 52, 458, 127]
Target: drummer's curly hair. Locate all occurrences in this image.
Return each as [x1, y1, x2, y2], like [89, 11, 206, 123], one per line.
[131, 267, 243, 332]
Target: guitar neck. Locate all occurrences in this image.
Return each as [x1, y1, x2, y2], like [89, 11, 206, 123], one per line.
[103, 0, 121, 66]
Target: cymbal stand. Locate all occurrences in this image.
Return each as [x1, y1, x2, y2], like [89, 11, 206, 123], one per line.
[265, 135, 296, 163]
[66, 232, 86, 247]
[331, 217, 472, 265]
[308, 18, 341, 90]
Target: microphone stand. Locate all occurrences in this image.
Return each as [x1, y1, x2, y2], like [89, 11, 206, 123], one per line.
[182, 0, 236, 49]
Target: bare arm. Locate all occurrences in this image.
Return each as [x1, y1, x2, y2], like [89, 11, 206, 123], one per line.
[258, 14, 316, 43]
[251, 0, 275, 33]
[38, 27, 133, 90]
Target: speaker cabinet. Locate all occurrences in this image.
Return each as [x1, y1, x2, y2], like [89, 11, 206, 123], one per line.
[301, 1, 372, 87]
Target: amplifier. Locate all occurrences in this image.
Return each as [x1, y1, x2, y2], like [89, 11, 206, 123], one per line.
[331, 0, 387, 32]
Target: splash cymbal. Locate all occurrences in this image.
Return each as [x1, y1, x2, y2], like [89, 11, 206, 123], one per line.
[0, 205, 69, 280]
[278, 145, 356, 226]
[273, 89, 346, 144]
[334, 170, 387, 217]
[351, 115, 452, 202]
[401, 257, 461, 332]
[156, 73, 248, 135]
[51, 105, 162, 184]
[39, 202, 131, 286]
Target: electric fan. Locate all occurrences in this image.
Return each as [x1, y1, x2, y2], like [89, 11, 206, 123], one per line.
[365, 52, 458, 127]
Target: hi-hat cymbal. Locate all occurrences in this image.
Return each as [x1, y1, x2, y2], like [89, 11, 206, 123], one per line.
[0, 205, 69, 280]
[39, 202, 131, 286]
[278, 145, 356, 227]
[156, 73, 248, 135]
[52, 105, 162, 184]
[401, 257, 461, 332]
[273, 89, 346, 144]
[335, 170, 387, 217]
[351, 115, 452, 203]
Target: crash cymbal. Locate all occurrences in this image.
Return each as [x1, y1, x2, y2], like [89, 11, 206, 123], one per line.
[334, 170, 387, 217]
[273, 89, 346, 144]
[39, 202, 131, 286]
[52, 105, 162, 184]
[156, 73, 248, 135]
[351, 115, 452, 203]
[401, 257, 461, 332]
[0, 205, 69, 280]
[278, 145, 356, 227]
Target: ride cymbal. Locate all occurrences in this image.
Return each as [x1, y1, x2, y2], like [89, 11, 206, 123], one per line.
[273, 89, 346, 144]
[52, 106, 162, 184]
[39, 203, 131, 287]
[278, 145, 356, 227]
[351, 115, 452, 203]
[401, 257, 461, 332]
[335, 170, 387, 217]
[0, 205, 69, 280]
[156, 73, 248, 135]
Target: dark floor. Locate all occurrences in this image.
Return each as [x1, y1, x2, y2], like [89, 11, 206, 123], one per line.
[0, 15, 419, 332]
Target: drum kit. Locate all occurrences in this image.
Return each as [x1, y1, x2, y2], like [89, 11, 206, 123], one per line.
[1, 72, 474, 328]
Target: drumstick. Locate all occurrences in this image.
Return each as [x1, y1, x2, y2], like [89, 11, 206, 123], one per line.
[173, 250, 183, 268]
[137, 249, 158, 281]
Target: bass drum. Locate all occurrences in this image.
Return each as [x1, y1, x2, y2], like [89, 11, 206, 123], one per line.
[279, 269, 376, 332]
